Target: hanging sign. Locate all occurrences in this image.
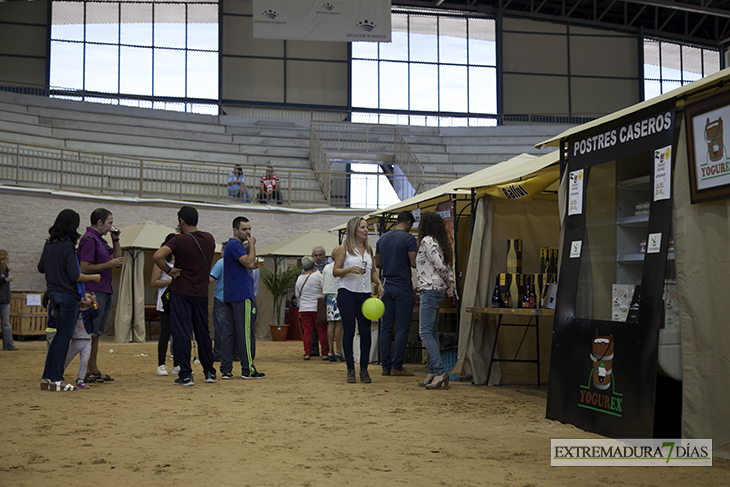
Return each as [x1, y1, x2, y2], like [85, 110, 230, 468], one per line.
[654, 145, 672, 201]
[568, 169, 584, 216]
[252, 0, 392, 43]
[567, 102, 675, 170]
[684, 89, 730, 203]
[476, 166, 560, 201]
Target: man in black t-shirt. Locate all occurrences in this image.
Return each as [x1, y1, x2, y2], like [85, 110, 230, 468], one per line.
[153, 206, 216, 386]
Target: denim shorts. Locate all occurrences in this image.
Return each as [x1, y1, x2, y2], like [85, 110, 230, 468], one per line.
[325, 293, 341, 322]
[90, 291, 112, 336]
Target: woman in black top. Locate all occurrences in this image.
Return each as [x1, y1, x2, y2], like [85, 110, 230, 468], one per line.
[38, 209, 100, 391]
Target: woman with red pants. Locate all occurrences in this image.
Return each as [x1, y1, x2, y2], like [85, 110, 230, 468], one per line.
[295, 256, 327, 360]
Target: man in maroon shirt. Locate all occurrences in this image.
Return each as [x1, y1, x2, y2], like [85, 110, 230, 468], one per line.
[153, 206, 216, 386]
[79, 208, 123, 383]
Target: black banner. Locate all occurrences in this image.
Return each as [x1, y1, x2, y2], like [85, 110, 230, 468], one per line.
[568, 101, 675, 170]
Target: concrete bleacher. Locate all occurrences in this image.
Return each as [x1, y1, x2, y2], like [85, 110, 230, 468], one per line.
[0, 90, 573, 203]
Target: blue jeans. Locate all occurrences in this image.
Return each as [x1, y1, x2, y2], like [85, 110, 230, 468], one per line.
[213, 298, 238, 362]
[229, 186, 251, 203]
[419, 289, 446, 375]
[1, 303, 15, 349]
[42, 291, 79, 381]
[338, 288, 371, 371]
[379, 285, 414, 371]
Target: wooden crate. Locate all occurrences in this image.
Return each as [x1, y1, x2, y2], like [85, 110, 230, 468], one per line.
[10, 291, 47, 336]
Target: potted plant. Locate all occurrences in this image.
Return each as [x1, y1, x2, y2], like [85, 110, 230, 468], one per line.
[260, 266, 301, 340]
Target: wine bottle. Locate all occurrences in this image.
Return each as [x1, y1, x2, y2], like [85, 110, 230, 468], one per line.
[529, 276, 536, 308]
[522, 276, 531, 308]
[503, 275, 511, 308]
[491, 275, 501, 308]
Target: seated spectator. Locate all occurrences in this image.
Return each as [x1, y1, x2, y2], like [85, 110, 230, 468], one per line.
[257, 166, 282, 205]
[228, 165, 251, 203]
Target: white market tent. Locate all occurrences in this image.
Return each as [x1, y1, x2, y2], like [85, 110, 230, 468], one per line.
[257, 229, 340, 258]
[113, 221, 177, 343]
[343, 151, 561, 385]
[536, 67, 730, 459]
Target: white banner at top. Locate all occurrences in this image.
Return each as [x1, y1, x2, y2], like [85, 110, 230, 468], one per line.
[252, 0, 391, 43]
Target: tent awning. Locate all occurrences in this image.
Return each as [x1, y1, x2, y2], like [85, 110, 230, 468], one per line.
[257, 229, 340, 257]
[535, 66, 730, 148]
[328, 151, 561, 230]
[453, 150, 560, 192]
[117, 221, 177, 250]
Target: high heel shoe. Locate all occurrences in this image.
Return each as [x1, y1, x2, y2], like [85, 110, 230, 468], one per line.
[425, 373, 449, 390]
[418, 373, 436, 387]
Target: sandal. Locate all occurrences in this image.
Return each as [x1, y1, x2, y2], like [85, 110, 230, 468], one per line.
[336, 352, 345, 362]
[43, 380, 74, 391]
[85, 372, 103, 384]
[98, 373, 114, 382]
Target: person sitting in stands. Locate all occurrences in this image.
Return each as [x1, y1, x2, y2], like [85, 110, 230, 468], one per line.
[257, 166, 282, 205]
[228, 165, 251, 203]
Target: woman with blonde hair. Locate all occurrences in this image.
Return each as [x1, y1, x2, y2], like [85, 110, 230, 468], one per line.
[333, 217, 384, 383]
[1, 249, 17, 351]
[416, 212, 455, 390]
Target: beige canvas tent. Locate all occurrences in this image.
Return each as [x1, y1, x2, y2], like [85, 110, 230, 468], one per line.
[113, 221, 177, 343]
[536, 68, 730, 459]
[257, 229, 340, 258]
[447, 151, 561, 386]
[353, 152, 561, 386]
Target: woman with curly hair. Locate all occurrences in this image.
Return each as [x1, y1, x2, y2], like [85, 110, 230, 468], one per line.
[37, 209, 100, 391]
[0, 249, 17, 351]
[416, 212, 455, 390]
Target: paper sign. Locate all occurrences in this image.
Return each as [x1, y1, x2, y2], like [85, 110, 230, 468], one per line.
[412, 208, 420, 228]
[570, 240, 582, 258]
[26, 294, 42, 307]
[647, 233, 662, 253]
[568, 170, 584, 216]
[654, 145, 671, 201]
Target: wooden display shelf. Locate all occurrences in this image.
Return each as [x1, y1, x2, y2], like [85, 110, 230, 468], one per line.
[466, 307, 554, 386]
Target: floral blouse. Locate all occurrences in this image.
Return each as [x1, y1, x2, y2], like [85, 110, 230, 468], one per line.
[416, 236, 454, 291]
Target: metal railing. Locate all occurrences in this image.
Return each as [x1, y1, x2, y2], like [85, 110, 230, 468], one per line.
[310, 121, 426, 198]
[308, 125, 333, 203]
[0, 139, 452, 208]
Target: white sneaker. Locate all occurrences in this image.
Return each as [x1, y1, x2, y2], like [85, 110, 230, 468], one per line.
[156, 364, 169, 376]
[171, 365, 181, 375]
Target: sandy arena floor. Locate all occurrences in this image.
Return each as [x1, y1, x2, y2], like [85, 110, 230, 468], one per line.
[1, 337, 727, 487]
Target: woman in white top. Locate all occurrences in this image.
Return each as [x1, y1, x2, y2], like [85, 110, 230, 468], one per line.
[322, 246, 344, 362]
[295, 256, 327, 360]
[416, 212, 455, 390]
[333, 217, 384, 384]
[151, 233, 178, 376]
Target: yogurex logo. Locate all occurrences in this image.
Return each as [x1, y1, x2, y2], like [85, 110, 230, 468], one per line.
[551, 439, 712, 466]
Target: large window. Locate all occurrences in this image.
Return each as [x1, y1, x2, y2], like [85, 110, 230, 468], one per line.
[351, 10, 496, 127]
[50, 0, 218, 114]
[644, 38, 720, 100]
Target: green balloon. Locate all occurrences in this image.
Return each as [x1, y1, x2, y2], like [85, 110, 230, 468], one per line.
[362, 297, 385, 320]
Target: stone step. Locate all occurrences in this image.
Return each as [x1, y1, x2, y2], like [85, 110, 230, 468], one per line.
[46, 118, 235, 144]
[29, 106, 226, 135]
[225, 125, 312, 138]
[231, 135, 310, 148]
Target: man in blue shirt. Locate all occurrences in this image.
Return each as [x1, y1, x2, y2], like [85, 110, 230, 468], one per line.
[375, 211, 417, 376]
[223, 216, 264, 379]
[210, 241, 238, 364]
